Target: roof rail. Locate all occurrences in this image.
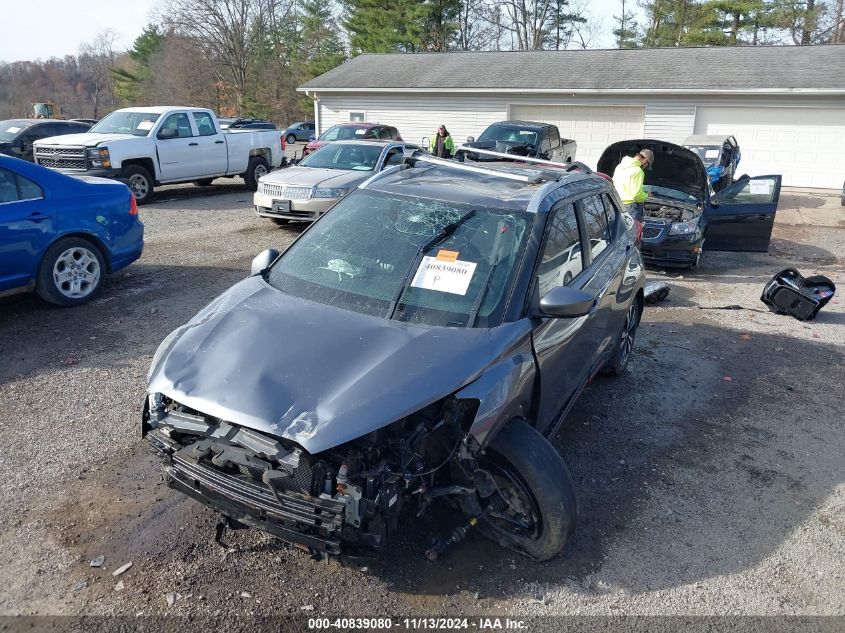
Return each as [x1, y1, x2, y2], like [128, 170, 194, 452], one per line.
[406, 151, 535, 183]
[455, 146, 593, 174]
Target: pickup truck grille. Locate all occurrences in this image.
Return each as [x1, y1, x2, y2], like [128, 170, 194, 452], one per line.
[259, 182, 312, 200]
[35, 147, 86, 171]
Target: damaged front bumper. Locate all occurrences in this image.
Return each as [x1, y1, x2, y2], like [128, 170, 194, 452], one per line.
[148, 429, 346, 554]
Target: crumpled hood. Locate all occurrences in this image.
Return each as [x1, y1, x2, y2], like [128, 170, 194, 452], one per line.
[34, 132, 139, 147]
[261, 166, 371, 189]
[147, 276, 530, 454]
[597, 139, 709, 201]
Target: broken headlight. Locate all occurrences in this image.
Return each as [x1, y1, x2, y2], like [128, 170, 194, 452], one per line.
[669, 218, 699, 236]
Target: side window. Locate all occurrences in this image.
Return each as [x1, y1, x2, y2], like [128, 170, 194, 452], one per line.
[538, 132, 551, 155]
[536, 202, 583, 298]
[192, 112, 217, 136]
[580, 195, 611, 260]
[0, 168, 18, 203]
[600, 194, 619, 230]
[160, 112, 193, 138]
[368, 126, 383, 139]
[322, 126, 340, 141]
[388, 127, 400, 139]
[717, 176, 779, 204]
[384, 147, 405, 166]
[548, 127, 561, 149]
[17, 173, 43, 201]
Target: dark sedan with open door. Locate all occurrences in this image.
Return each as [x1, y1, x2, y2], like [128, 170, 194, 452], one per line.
[598, 139, 781, 269]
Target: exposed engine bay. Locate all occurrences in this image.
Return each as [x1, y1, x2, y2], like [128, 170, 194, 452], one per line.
[643, 201, 699, 223]
[144, 394, 534, 559]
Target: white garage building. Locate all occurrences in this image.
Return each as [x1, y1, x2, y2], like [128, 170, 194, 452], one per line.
[299, 45, 845, 189]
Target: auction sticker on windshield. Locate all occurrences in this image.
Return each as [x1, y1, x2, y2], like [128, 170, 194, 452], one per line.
[411, 256, 477, 295]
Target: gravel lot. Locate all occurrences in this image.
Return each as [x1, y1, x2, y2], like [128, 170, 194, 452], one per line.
[0, 180, 842, 625]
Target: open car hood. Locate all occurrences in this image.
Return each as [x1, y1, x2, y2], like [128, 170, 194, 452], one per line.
[147, 276, 529, 454]
[597, 139, 709, 201]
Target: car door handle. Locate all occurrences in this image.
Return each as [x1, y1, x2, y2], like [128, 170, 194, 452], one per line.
[189, 142, 199, 147]
[30, 212, 52, 222]
[214, 140, 225, 144]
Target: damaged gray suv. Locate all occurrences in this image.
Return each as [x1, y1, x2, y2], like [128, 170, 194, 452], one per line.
[143, 151, 645, 561]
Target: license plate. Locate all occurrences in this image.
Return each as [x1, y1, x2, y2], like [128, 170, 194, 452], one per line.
[272, 199, 291, 213]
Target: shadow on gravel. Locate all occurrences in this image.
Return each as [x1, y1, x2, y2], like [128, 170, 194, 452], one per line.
[367, 322, 844, 600]
[769, 238, 838, 265]
[0, 263, 246, 386]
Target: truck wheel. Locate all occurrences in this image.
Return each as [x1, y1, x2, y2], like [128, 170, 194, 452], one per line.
[602, 299, 641, 376]
[244, 156, 269, 191]
[475, 419, 577, 561]
[123, 165, 154, 205]
[286, 134, 296, 145]
[36, 237, 105, 306]
[193, 178, 214, 187]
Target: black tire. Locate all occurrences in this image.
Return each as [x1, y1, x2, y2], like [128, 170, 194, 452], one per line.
[602, 298, 641, 376]
[193, 178, 214, 187]
[244, 156, 269, 191]
[270, 218, 290, 226]
[36, 237, 105, 306]
[286, 133, 296, 145]
[122, 165, 154, 205]
[476, 419, 577, 561]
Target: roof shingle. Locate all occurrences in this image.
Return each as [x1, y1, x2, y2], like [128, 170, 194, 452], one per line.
[300, 46, 845, 92]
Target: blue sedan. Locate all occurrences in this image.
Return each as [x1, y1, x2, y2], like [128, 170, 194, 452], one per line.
[0, 155, 143, 306]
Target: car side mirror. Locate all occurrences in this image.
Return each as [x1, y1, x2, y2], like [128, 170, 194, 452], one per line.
[539, 286, 596, 318]
[466, 136, 475, 143]
[251, 248, 280, 276]
[157, 128, 178, 140]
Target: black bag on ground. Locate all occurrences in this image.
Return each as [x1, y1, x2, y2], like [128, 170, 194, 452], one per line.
[761, 268, 835, 321]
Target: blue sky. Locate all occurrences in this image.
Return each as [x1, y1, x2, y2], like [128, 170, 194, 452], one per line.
[0, 0, 626, 63]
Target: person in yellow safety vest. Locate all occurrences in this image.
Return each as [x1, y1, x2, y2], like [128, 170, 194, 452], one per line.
[612, 148, 654, 222]
[430, 125, 455, 158]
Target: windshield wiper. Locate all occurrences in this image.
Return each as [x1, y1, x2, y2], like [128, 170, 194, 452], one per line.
[386, 210, 477, 320]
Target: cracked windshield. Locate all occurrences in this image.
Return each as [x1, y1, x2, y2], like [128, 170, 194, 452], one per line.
[267, 189, 530, 327]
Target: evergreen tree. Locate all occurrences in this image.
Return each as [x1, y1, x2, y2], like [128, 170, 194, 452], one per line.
[112, 25, 164, 103]
[343, 0, 425, 54]
[301, 0, 346, 75]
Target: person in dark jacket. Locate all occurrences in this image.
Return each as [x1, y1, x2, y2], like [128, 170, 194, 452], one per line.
[430, 125, 455, 158]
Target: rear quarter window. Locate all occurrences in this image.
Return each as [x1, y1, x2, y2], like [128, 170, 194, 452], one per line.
[580, 195, 612, 260]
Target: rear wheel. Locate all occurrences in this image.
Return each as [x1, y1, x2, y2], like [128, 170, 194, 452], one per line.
[123, 165, 154, 205]
[36, 237, 105, 306]
[244, 156, 269, 191]
[602, 299, 640, 375]
[286, 133, 296, 145]
[471, 419, 577, 561]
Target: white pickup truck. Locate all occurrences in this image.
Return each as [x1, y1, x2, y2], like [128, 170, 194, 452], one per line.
[33, 106, 284, 204]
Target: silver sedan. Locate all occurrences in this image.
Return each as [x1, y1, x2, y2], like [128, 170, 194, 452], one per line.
[254, 140, 421, 224]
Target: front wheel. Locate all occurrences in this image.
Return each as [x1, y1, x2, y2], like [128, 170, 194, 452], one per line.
[286, 134, 296, 145]
[244, 156, 269, 191]
[472, 419, 577, 561]
[123, 165, 154, 205]
[36, 237, 105, 306]
[602, 300, 640, 376]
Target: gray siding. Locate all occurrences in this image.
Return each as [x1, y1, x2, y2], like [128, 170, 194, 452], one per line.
[643, 105, 696, 143]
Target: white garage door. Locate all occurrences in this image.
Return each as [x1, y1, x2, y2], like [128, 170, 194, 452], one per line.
[508, 104, 645, 169]
[695, 106, 845, 189]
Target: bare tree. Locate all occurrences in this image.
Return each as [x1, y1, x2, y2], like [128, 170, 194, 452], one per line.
[457, 0, 506, 49]
[499, 0, 557, 49]
[78, 30, 119, 118]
